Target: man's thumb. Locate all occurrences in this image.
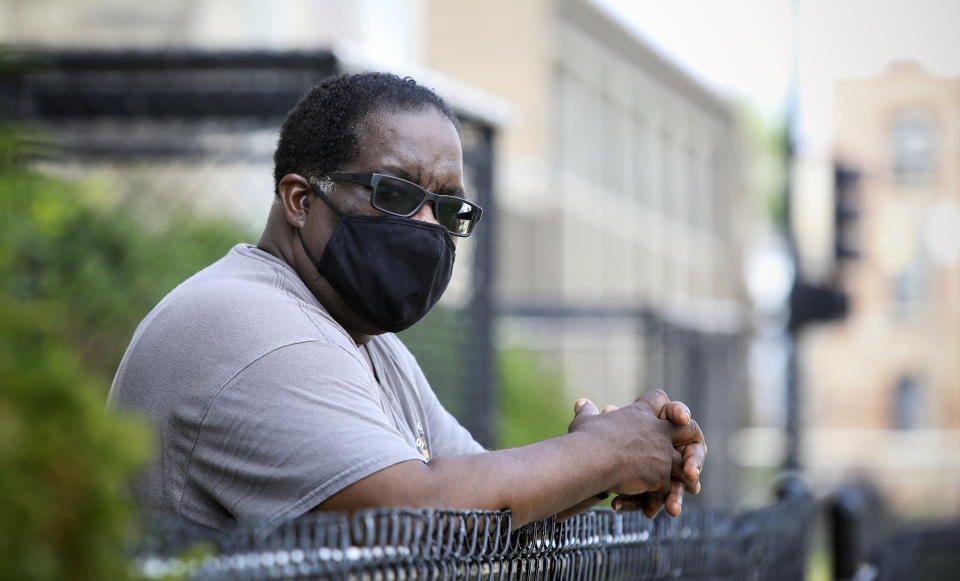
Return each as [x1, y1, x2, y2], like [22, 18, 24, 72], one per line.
[574, 398, 599, 417]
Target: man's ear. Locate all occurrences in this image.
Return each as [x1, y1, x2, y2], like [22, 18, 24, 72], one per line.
[277, 173, 312, 229]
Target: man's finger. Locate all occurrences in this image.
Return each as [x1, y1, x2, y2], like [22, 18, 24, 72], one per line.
[661, 401, 691, 426]
[611, 493, 662, 517]
[569, 398, 601, 433]
[682, 442, 707, 485]
[641, 492, 665, 519]
[601, 404, 618, 413]
[634, 388, 671, 416]
[664, 479, 685, 517]
[573, 398, 600, 417]
[669, 419, 706, 483]
[670, 447, 693, 485]
[671, 419, 705, 447]
[612, 477, 688, 517]
[665, 444, 701, 493]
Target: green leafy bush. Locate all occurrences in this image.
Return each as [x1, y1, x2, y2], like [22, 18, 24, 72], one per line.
[0, 300, 151, 581]
[0, 123, 251, 580]
[496, 346, 573, 449]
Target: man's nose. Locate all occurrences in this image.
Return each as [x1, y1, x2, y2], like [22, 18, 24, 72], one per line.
[410, 201, 441, 225]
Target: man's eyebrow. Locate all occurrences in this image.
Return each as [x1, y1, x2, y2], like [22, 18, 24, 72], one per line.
[378, 166, 466, 198]
[441, 184, 466, 198]
[379, 165, 419, 183]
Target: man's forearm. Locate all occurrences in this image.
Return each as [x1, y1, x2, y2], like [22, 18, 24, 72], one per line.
[318, 391, 699, 527]
[318, 431, 620, 528]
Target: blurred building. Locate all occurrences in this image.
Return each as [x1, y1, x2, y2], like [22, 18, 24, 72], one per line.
[2, 0, 752, 507]
[425, 0, 749, 507]
[799, 63, 960, 517]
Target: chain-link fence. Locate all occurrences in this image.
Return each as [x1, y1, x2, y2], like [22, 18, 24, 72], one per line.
[134, 490, 814, 581]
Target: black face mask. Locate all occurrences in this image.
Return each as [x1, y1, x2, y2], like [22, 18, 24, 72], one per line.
[298, 186, 455, 333]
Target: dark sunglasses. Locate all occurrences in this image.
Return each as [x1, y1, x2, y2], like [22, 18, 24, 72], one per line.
[325, 172, 483, 237]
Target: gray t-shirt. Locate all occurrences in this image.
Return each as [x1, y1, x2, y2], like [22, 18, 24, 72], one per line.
[108, 244, 484, 530]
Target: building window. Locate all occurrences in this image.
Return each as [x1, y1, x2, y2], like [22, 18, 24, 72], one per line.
[891, 111, 936, 185]
[892, 243, 927, 318]
[892, 374, 923, 430]
[603, 98, 628, 195]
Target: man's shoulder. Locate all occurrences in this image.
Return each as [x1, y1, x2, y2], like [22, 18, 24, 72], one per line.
[155, 244, 322, 324]
[128, 244, 352, 363]
[110, 244, 358, 405]
[172, 243, 298, 303]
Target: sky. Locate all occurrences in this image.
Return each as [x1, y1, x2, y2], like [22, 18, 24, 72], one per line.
[592, 0, 960, 158]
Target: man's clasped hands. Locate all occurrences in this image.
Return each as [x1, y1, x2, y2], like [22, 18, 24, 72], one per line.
[566, 389, 707, 519]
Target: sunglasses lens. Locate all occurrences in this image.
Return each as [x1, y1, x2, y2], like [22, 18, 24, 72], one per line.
[372, 175, 479, 236]
[373, 178, 423, 215]
[437, 199, 477, 236]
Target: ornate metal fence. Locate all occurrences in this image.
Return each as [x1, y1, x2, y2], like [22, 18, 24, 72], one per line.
[135, 492, 813, 581]
[872, 523, 960, 581]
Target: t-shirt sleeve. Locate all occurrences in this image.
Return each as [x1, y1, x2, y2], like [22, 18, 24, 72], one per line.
[401, 343, 487, 457]
[179, 341, 425, 527]
[421, 385, 488, 457]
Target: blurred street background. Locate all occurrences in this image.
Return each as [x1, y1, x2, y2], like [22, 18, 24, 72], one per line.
[1, 0, 958, 579]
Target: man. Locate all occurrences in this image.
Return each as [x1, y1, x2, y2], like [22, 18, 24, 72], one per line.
[109, 72, 706, 531]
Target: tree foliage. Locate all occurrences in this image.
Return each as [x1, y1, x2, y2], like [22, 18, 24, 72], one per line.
[496, 347, 573, 449]
[0, 123, 251, 580]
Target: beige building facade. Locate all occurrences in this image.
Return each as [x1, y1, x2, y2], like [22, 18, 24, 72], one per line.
[426, 0, 749, 506]
[428, 0, 744, 316]
[801, 63, 960, 517]
[4, 0, 752, 505]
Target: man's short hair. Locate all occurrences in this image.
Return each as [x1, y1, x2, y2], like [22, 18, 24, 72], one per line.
[273, 72, 458, 194]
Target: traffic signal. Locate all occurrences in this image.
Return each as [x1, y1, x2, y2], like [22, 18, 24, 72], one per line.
[787, 162, 860, 331]
[788, 280, 849, 331]
[834, 164, 861, 261]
